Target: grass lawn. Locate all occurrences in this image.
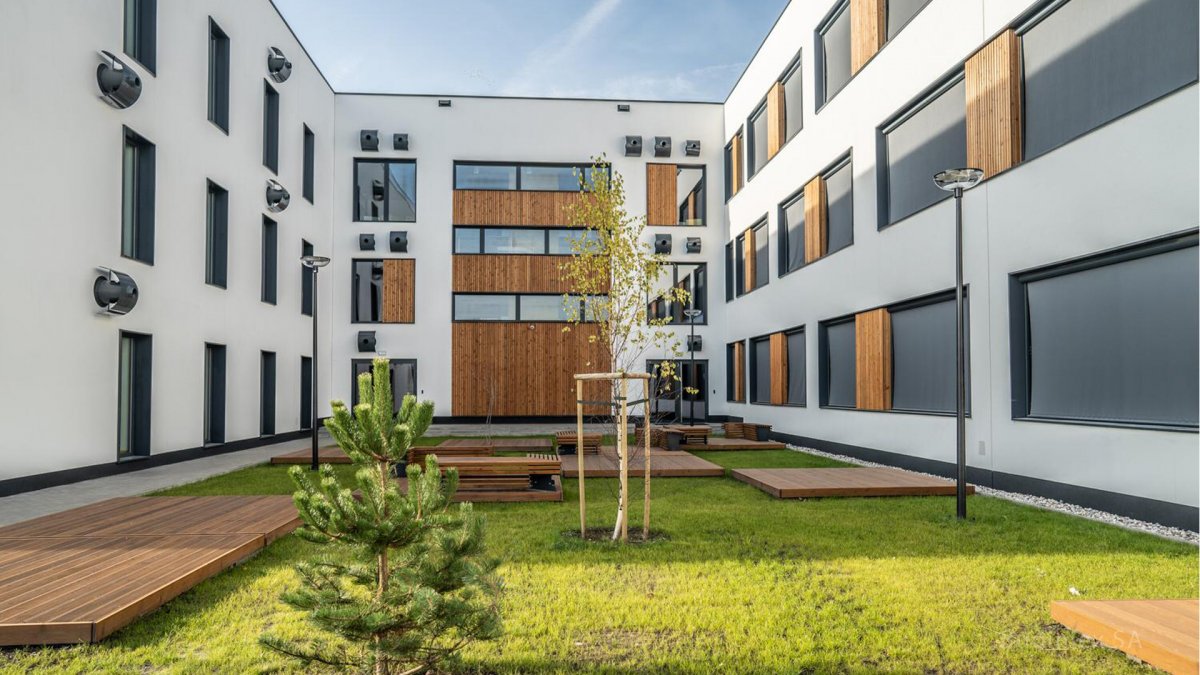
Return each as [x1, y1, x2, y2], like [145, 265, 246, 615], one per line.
[0, 441, 1194, 673]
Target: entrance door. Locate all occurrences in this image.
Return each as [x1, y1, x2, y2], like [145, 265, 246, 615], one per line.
[647, 359, 708, 424]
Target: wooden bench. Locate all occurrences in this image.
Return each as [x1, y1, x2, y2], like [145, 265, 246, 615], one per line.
[555, 431, 601, 455]
[723, 422, 745, 439]
[667, 425, 711, 445]
[408, 445, 493, 466]
[634, 426, 668, 448]
[741, 423, 772, 441]
[439, 456, 562, 493]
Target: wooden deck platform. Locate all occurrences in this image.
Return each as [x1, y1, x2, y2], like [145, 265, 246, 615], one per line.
[439, 438, 553, 452]
[0, 496, 300, 646]
[559, 446, 724, 478]
[1051, 599, 1199, 675]
[270, 445, 350, 464]
[731, 467, 974, 499]
[396, 475, 562, 503]
[682, 437, 787, 451]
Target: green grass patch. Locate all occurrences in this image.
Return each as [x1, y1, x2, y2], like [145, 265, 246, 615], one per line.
[3, 445, 1194, 674]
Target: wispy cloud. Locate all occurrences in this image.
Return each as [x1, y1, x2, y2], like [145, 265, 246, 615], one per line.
[533, 63, 744, 101]
[500, 0, 622, 96]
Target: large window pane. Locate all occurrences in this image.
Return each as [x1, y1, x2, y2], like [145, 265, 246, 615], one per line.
[824, 321, 856, 407]
[387, 162, 417, 222]
[754, 222, 769, 288]
[121, 128, 154, 264]
[884, 78, 966, 225]
[782, 56, 803, 140]
[520, 295, 571, 321]
[891, 298, 963, 413]
[887, 0, 928, 39]
[455, 164, 517, 190]
[782, 192, 805, 273]
[205, 181, 228, 287]
[676, 167, 706, 225]
[352, 359, 417, 414]
[262, 82, 279, 173]
[820, 2, 852, 105]
[355, 160, 416, 222]
[521, 165, 578, 191]
[454, 228, 481, 253]
[786, 330, 806, 405]
[826, 160, 853, 253]
[1024, 245, 1198, 426]
[678, 263, 706, 321]
[352, 261, 383, 322]
[355, 161, 385, 222]
[207, 19, 229, 131]
[752, 337, 771, 403]
[454, 294, 517, 321]
[734, 234, 746, 296]
[548, 228, 599, 254]
[484, 228, 543, 254]
[1022, 0, 1198, 160]
[748, 103, 769, 177]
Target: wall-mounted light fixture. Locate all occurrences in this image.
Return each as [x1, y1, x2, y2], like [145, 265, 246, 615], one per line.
[266, 179, 290, 212]
[266, 47, 292, 83]
[93, 267, 139, 315]
[96, 51, 142, 109]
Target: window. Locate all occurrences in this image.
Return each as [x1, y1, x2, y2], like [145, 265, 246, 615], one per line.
[820, 319, 855, 407]
[676, 166, 706, 226]
[452, 227, 599, 255]
[781, 53, 803, 141]
[518, 295, 571, 321]
[726, 341, 745, 402]
[204, 343, 225, 444]
[352, 260, 384, 322]
[729, 220, 769, 299]
[750, 336, 772, 404]
[734, 232, 747, 296]
[451, 294, 599, 322]
[779, 190, 805, 275]
[121, 127, 155, 264]
[117, 331, 152, 459]
[1021, 0, 1198, 161]
[352, 359, 417, 414]
[723, 131, 744, 200]
[648, 263, 707, 324]
[817, 0, 851, 107]
[484, 228, 543, 254]
[724, 243, 735, 302]
[453, 294, 517, 321]
[887, 0, 931, 39]
[301, 240, 313, 316]
[302, 125, 315, 203]
[891, 294, 965, 414]
[263, 82, 279, 173]
[548, 228, 600, 254]
[648, 359, 709, 423]
[786, 328, 806, 405]
[753, 220, 769, 290]
[825, 157, 853, 253]
[452, 162, 606, 191]
[260, 351, 276, 435]
[881, 76, 966, 226]
[123, 0, 156, 72]
[205, 180, 227, 287]
[300, 356, 312, 429]
[747, 100, 769, 178]
[261, 217, 277, 304]
[354, 159, 417, 222]
[1011, 233, 1198, 428]
[207, 19, 229, 132]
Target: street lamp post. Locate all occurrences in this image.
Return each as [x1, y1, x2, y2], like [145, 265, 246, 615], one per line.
[683, 308, 703, 425]
[933, 168, 983, 520]
[301, 254, 331, 471]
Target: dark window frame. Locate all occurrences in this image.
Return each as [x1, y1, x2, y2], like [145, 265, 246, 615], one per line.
[262, 81, 280, 173]
[818, 316, 856, 409]
[117, 331, 152, 460]
[300, 355, 312, 429]
[725, 340, 745, 403]
[451, 226, 601, 256]
[451, 160, 611, 192]
[301, 240, 314, 316]
[673, 164, 708, 226]
[261, 216, 277, 305]
[887, 288, 971, 417]
[777, 186, 805, 278]
[784, 326, 807, 407]
[353, 158, 418, 222]
[1008, 229, 1199, 432]
[777, 151, 855, 279]
[205, 179, 228, 288]
[746, 98, 770, 179]
[207, 18, 229, 133]
[814, 0, 851, 111]
[204, 342, 226, 444]
[350, 358, 419, 412]
[302, 124, 315, 203]
[779, 50, 804, 145]
[351, 259, 385, 324]
[647, 261, 709, 326]
[748, 334, 773, 405]
[723, 128, 744, 202]
[646, 358, 710, 424]
[121, 126, 155, 265]
[123, 0, 156, 74]
[450, 292, 599, 323]
[260, 351, 276, 436]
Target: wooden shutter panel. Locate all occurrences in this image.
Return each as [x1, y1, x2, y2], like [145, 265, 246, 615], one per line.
[855, 308, 891, 410]
[743, 227, 756, 292]
[730, 133, 744, 196]
[646, 163, 678, 226]
[733, 341, 746, 402]
[966, 29, 1022, 177]
[770, 332, 789, 405]
[803, 176, 827, 263]
[850, 0, 885, 74]
[382, 259, 415, 324]
[767, 82, 787, 159]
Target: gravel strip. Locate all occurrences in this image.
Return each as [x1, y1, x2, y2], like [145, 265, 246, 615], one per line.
[785, 444, 1198, 546]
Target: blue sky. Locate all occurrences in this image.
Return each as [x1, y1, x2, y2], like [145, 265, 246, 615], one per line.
[274, 0, 788, 101]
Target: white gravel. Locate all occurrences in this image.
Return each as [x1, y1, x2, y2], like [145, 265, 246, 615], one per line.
[786, 444, 1199, 546]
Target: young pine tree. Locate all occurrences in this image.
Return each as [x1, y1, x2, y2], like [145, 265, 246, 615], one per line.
[261, 357, 502, 675]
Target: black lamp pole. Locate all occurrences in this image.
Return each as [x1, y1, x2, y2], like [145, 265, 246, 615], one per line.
[684, 308, 702, 424]
[301, 255, 331, 471]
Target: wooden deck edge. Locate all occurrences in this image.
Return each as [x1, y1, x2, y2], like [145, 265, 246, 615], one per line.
[1051, 601, 1200, 675]
[0, 621, 93, 648]
[729, 470, 784, 498]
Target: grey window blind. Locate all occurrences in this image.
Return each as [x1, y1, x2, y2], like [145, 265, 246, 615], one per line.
[783, 193, 805, 273]
[887, 0, 928, 39]
[821, 3, 852, 104]
[787, 330, 806, 405]
[753, 337, 772, 403]
[824, 321, 856, 407]
[884, 78, 966, 225]
[825, 161, 853, 253]
[891, 298, 964, 413]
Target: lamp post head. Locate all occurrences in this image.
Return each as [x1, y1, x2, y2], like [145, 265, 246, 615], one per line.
[301, 255, 331, 269]
[683, 309, 703, 322]
[933, 168, 985, 192]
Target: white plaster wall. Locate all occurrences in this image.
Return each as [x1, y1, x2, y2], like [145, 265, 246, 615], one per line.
[718, 0, 1199, 507]
[0, 0, 335, 480]
[330, 95, 726, 417]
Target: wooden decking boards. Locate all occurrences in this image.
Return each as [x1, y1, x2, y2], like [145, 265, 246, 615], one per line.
[0, 496, 301, 646]
[1051, 599, 1199, 675]
[731, 467, 974, 499]
[683, 437, 787, 451]
[439, 438, 553, 452]
[558, 446, 724, 479]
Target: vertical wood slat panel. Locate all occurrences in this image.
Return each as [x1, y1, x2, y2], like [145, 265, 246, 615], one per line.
[966, 29, 1022, 178]
[769, 332, 789, 405]
[766, 82, 787, 159]
[743, 227, 756, 293]
[382, 259, 415, 323]
[451, 255, 596, 293]
[730, 133, 744, 196]
[850, 0, 885, 74]
[732, 341, 746, 402]
[803, 176, 827, 263]
[855, 308, 892, 410]
[452, 190, 585, 226]
[646, 164, 678, 226]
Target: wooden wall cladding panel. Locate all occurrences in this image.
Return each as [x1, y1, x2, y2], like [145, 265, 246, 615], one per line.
[452, 255, 586, 293]
[769, 332, 789, 405]
[452, 323, 606, 416]
[730, 133, 744, 196]
[382, 259, 415, 324]
[646, 164, 678, 226]
[732, 341, 746, 402]
[850, 0, 885, 74]
[766, 82, 787, 159]
[742, 227, 757, 293]
[453, 190, 586, 226]
[855, 308, 892, 410]
[803, 177, 827, 264]
[966, 29, 1022, 178]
